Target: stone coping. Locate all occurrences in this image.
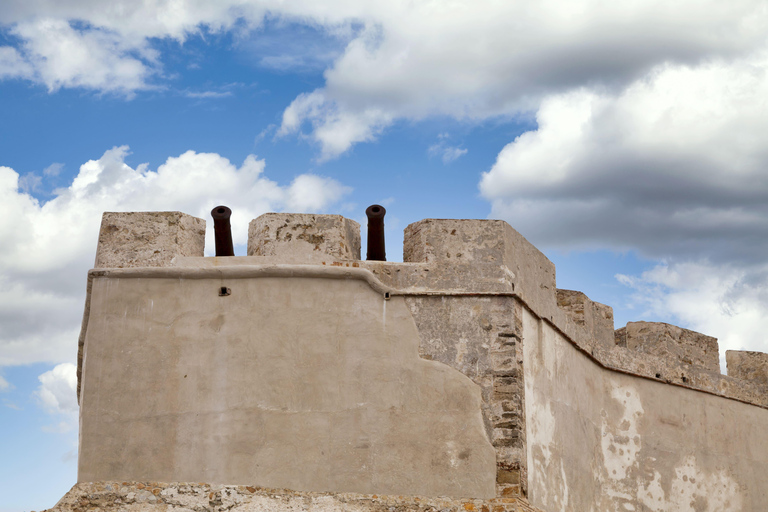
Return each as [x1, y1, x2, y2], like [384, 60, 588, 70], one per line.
[45, 482, 543, 512]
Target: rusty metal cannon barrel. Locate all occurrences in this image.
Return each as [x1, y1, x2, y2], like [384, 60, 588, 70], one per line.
[211, 205, 235, 257]
[365, 204, 386, 261]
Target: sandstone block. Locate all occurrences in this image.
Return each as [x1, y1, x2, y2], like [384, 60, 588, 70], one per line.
[556, 289, 615, 351]
[726, 350, 768, 386]
[403, 219, 556, 312]
[94, 211, 205, 268]
[614, 321, 719, 372]
[247, 213, 361, 262]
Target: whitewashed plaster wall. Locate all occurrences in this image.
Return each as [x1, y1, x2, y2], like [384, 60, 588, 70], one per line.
[522, 307, 768, 512]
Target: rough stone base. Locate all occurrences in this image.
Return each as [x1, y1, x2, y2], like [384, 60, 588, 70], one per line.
[45, 483, 543, 512]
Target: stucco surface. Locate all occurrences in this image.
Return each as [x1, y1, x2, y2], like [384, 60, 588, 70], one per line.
[522, 307, 768, 512]
[79, 272, 496, 498]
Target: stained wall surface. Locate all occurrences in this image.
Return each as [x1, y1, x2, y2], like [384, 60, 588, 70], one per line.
[522, 307, 768, 512]
[78, 271, 496, 499]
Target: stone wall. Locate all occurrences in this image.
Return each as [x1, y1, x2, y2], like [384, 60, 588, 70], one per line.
[75, 210, 768, 511]
[615, 321, 720, 372]
[727, 350, 768, 386]
[79, 271, 496, 498]
[247, 213, 360, 262]
[523, 307, 768, 511]
[94, 211, 205, 268]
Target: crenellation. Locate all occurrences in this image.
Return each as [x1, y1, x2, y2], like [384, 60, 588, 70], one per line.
[247, 212, 361, 262]
[94, 211, 205, 268]
[70, 209, 768, 512]
[404, 219, 508, 264]
[556, 289, 614, 351]
[616, 321, 720, 372]
[727, 350, 768, 386]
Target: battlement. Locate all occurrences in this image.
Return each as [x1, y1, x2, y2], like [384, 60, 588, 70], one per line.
[73, 210, 768, 512]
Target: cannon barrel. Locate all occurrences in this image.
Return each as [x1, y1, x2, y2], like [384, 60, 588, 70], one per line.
[211, 205, 235, 257]
[365, 204, 386, 261]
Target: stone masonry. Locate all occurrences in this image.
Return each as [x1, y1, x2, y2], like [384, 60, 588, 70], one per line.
[46, 482, 543, 512]
[247, 213, 360, 262]
[94, 211, 205, 268]
[727, 350, 768, 386]
[615, 321, 720, 372]
[68, 209, 768, 512]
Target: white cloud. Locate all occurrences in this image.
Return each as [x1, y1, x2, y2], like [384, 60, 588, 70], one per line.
[277, 1, 768, 156]
[429, 140, 468, 164]
[479, 52, 768, 263]
[284, 174, 352, 211]
[17, 172, 42, 194]
[184, 90, 232, 99]
[3, 399, 21, 410]
[43, 163, 64, 177]
[2, 2, 763, 151]
[0, 146, 351, 366]
[0, 46, 33, 79]
[9, 18, 159, 95]
[36, 363, 78, 415]
[279, 90, 393, 161]
[0, 374, 12, 391]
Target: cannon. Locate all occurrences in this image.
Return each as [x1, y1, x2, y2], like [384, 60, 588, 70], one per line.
[365, 204, 386, 261]
[211, 205, 235, 257]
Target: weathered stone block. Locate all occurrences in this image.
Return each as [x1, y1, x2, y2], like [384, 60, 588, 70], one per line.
[556, 289, 615, 351]
[726, 350, 768, 386]
[404, 219, 507, 264]
[614, 321, 719, 372]
[94, 212, 205, 268]
[248, 213, 361, 262]
[403, 219, 556, 313]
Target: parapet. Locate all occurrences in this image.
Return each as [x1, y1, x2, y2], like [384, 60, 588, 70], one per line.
[94, 211, 205, 268]
[556, 289, 615, 351]
[727, 350, 768, 386]
[404, 219, 556, 313]
[73, 208, 768, 512]
[615, 321, 720, 372]
[248, 213, 361, 262]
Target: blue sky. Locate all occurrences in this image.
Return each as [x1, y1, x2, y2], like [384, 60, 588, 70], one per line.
[2, 2, 768, 510]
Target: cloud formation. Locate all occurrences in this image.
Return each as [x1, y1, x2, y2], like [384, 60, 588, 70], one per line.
[8, 18, 158, 95]
[480, 53, 768, 263]
[429, 135, 468, 164]
[0, 146, 350, 366]
[3, 2, 765, 146]
[36, 363, 77, 415]
[278, 1, 768, 157]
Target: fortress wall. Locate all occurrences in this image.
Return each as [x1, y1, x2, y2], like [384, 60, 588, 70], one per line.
[78, 271, 496, 498]
[522, 306, 768, 511]
[77, 210, 768, 510]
